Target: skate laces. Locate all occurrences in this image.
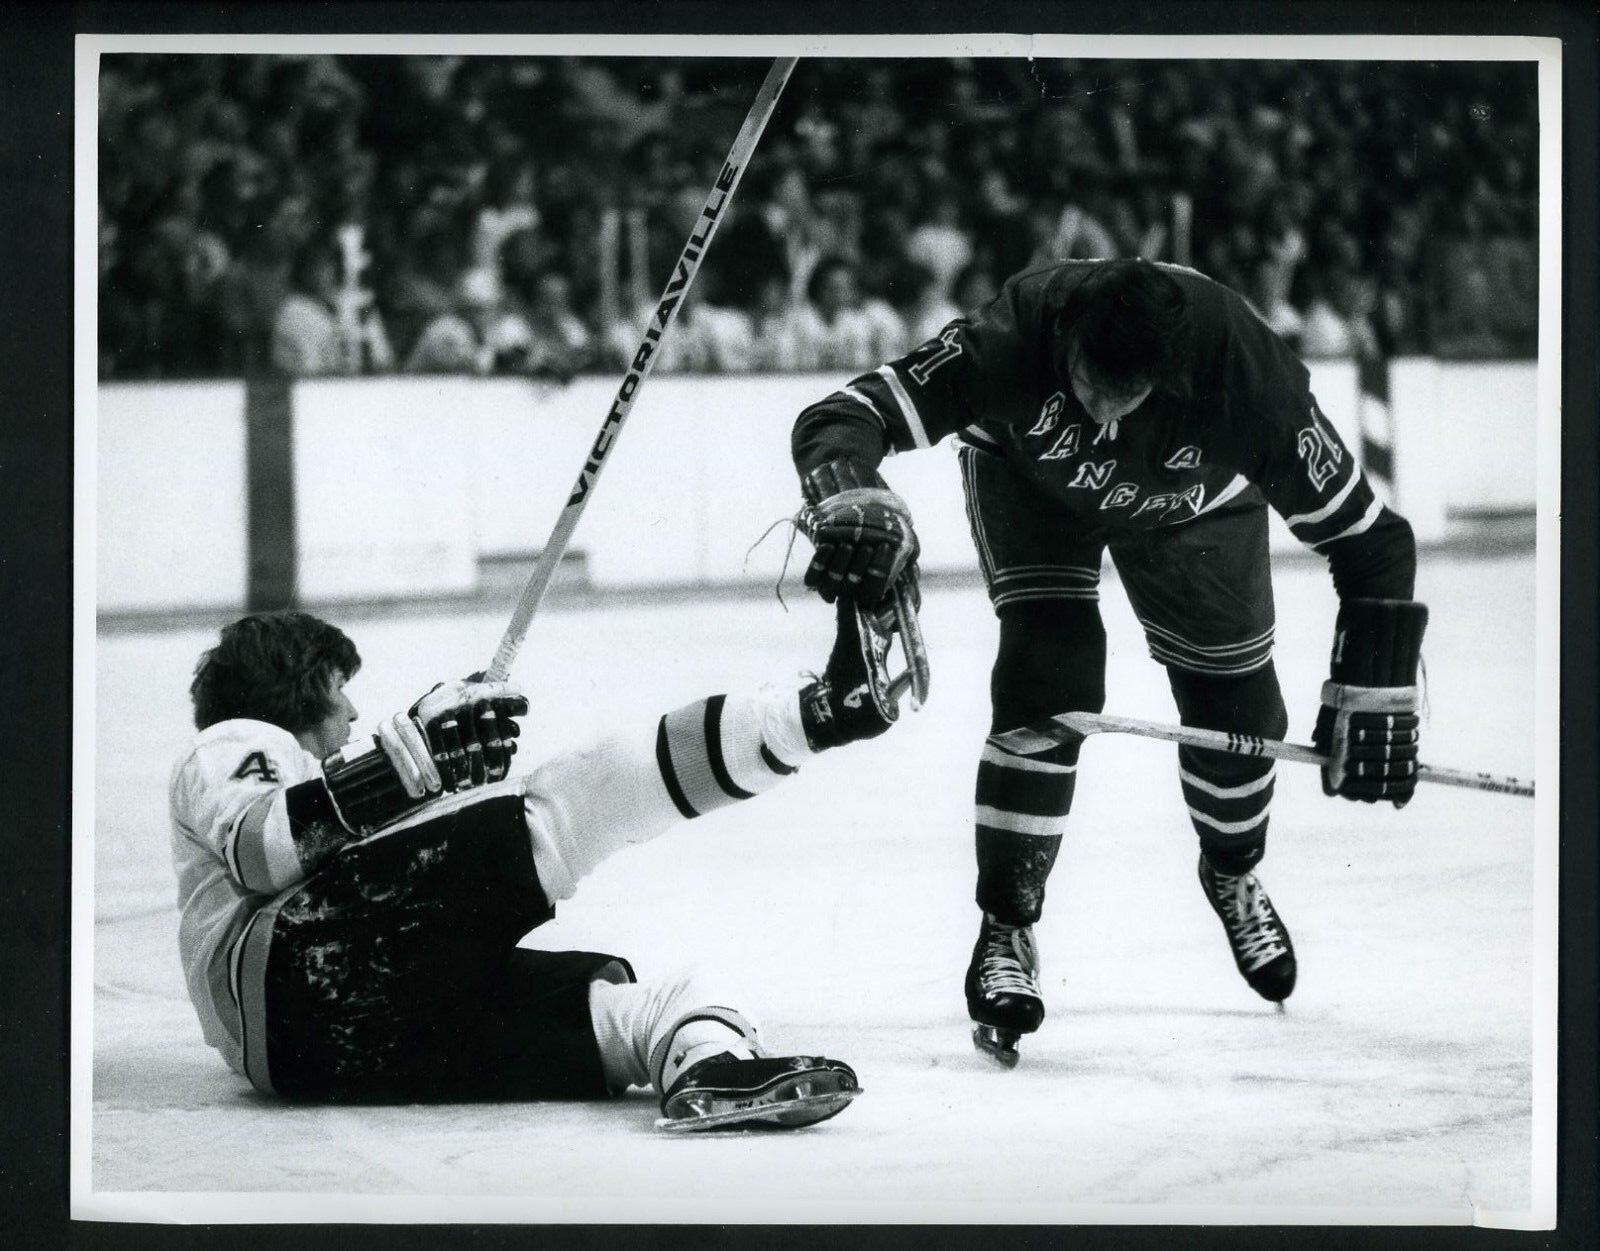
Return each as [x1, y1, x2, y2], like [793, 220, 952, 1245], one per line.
[978, 922, 1041, 995]
[1212, 870, 1288, 972]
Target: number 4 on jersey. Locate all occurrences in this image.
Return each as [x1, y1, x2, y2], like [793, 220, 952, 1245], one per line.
[232, 751, 279, 782]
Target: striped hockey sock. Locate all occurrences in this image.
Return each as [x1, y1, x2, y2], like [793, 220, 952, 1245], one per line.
[655, 689, 808, 819]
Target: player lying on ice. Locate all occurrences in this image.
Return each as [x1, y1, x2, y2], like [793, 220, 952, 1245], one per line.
[169, 598, 906, 1131]
[791, 256, 1427, 1066]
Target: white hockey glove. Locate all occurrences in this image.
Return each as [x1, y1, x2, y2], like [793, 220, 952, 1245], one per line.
[1312, 599, 1428, 808]
[309, 678, 529, 836]
[798, 457, 921, 613]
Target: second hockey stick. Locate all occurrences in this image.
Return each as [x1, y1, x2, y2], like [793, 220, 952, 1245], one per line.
[484, 58, 797, 682]
[990, 711, 1535, 799]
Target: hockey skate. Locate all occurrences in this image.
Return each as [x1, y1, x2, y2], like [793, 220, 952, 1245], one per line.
[800, 597, 904, 750]
[655, 1053, 861, 1133]
[1197, 854, 1297, 1004]
[965, 913, 1045, 1068]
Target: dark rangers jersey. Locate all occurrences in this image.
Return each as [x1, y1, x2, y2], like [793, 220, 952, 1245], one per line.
[792, 260, 1415, 600]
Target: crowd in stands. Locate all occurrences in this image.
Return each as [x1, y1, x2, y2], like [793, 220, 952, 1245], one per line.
[97, 54, 1539, 381]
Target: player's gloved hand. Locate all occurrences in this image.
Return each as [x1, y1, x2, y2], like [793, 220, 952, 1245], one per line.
[411, 677, 529, 788]
[314, 678, 529, 836]
[1311, 598, 1428, 808]
[798, 457, 921, 611]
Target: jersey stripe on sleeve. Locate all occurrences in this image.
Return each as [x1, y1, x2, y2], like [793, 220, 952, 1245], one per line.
[877, 365, 934, 449]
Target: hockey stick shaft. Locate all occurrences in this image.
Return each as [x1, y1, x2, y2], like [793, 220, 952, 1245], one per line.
[485, 58, 798, 682]
[991, 711, 1535, 799]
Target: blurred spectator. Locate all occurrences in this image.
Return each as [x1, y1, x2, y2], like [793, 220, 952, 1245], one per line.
[1030, 194, 1119, 266]
[797, 256, 900, 372]
[272, 241, 396, 376]
[211, 232, 292, 376]
[1299, 266, 1378, 360]
[746, 272, 814, 372]
[272, 245, 348, 376]
[900, 261, 960, 344]
[403, 280, 484, 374]
[98, 54, 1540, 379]
[1247, 257, 1304, 353]
[605, 286, 754, 375]
[473, 156, 541, 269]
[951, 263, 999, 317]
[387, 228, 465, 362]
[517, 267, 597, 379]
[904, 191, 973, 300]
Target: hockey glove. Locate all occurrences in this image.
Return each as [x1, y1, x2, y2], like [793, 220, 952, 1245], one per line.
[798, 457, 921, 611]
[1312, 598, 1428, 808]
[306, 678, 529, 837]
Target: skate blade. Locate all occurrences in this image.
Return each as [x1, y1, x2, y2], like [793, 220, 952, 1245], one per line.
[655, 1087, 860, 1133]
[881, 585, 930, 710]
[972, 1025, 1021, 1069]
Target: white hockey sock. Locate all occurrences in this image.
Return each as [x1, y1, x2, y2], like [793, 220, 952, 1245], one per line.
[655, 686, 810, 819]
[588, 971, 759, 1094]
[759, 683, 814, 771]
[525, 685, 811, 903]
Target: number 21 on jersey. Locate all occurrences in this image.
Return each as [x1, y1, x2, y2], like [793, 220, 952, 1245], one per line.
[1296, 402, 1344, 490]
[906, 325, 965, 385]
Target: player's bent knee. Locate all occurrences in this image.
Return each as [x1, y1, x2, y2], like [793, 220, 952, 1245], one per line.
[1168, 662, 1288, 740]
[992, 601, 1107, 728]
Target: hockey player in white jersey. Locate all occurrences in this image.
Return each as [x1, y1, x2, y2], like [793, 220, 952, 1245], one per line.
[170, 601, 902, 1130]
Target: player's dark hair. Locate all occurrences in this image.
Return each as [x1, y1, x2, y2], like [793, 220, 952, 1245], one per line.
[189, 611, 360, 733]
[1054, 258, 1190, 391]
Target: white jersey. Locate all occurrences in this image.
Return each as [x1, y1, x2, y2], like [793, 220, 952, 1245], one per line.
[167, 688, 813, 1086]
[169, 719, 321, 1074]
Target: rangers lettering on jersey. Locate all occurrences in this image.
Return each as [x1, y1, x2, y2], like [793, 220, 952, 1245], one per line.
[1131, 484, 1206, 519]
[1040, 424, 1082, 461]
[1069, 461, 1115, 490]
[791, 259, 1393, 550]
[1027, 392, 1067, 437]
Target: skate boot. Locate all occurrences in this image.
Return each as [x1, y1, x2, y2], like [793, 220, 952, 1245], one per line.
[799, 597, 900, 750]
[1197, 854, 1297, 1003]
[965, 913, 1045, 1068]
[655, 1053, 861, 1133]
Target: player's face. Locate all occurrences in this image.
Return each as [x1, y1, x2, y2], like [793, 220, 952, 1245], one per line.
[298, 672, 358, 758]
[1067, 347, 1153, 426]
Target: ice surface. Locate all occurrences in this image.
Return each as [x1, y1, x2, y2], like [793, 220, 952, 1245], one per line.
[84, 555, 1543, 1224]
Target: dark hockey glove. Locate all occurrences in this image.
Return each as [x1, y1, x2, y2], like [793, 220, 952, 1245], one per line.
[416, 677, 529, 788]
[1312, 599, 1428, 808]
[798, 457, 921, 611]
[301, 678, 529, 837]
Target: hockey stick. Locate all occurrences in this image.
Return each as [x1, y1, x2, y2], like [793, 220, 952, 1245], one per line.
[484, 58, 798, 682]
[990, 711, 1535, 799]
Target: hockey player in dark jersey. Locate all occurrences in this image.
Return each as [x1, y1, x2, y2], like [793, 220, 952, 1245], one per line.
[169, 600, 900, 1129]
[791, 257, 1427, 1066]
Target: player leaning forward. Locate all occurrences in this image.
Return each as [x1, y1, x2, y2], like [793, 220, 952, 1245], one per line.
[792, 257, 1427, 1065]
[169, 604, 899, 1128]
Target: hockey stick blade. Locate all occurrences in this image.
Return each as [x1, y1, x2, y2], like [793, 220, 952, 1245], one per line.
[484, 58, 798, 682]
[990, 711, 1535, 799]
